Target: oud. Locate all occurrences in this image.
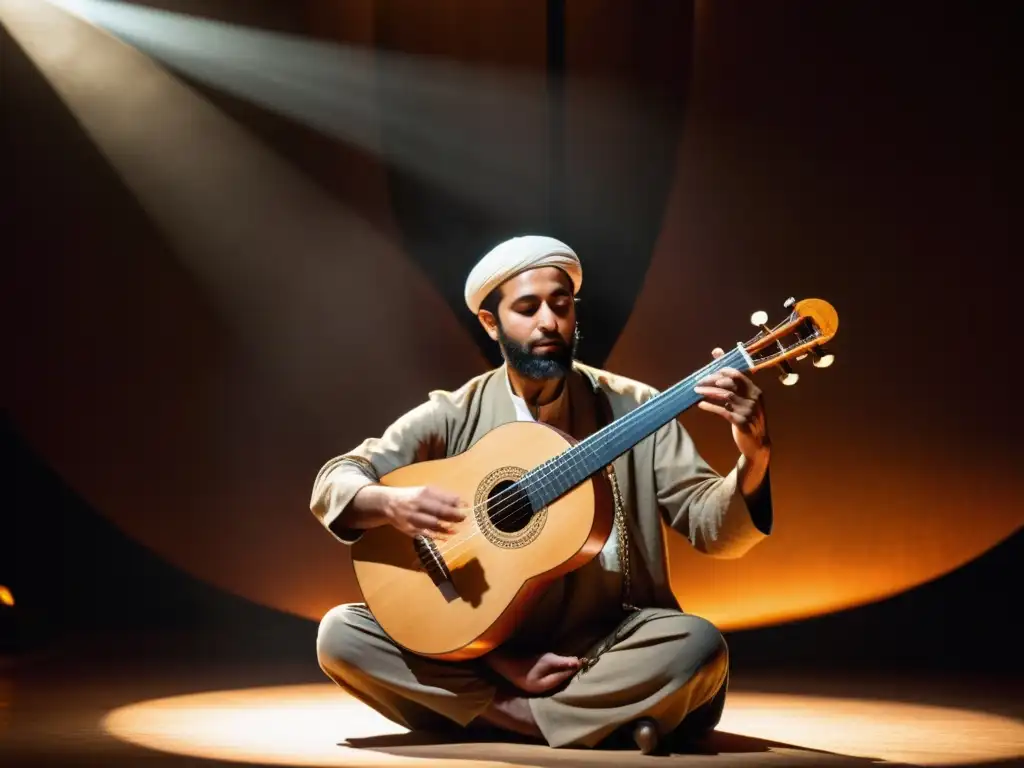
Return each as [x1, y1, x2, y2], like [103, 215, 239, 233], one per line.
[350, 298, 837, 660]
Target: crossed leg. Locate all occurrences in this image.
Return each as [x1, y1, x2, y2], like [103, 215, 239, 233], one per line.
[316, 603, 728, 749]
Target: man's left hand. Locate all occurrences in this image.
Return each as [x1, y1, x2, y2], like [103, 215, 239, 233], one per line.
[695, 347, 770, 461]
[485, 650, 581, 695]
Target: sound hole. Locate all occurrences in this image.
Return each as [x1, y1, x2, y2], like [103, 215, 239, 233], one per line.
[487, 480, 534, 533]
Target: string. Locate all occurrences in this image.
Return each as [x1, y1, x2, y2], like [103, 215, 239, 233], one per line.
[389, 324, 821, 583]
[404, 345, 750, 581]
[418, 326, 819, 579]
[405, 328, 820, 590]
[429, 345, 748, 562]
[403, 344, 751, 576]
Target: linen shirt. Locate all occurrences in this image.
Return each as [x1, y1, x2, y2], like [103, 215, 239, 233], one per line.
[310, 361, 772, 652]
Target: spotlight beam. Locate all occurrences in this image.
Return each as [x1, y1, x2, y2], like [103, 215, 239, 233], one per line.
[42, 0, 668, 239]
[1, 0, 487, 622]
[1, 0, 485, 415]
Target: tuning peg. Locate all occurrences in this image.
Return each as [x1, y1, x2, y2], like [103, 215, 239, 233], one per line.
[811, 347, 835, 368]
[750, 310, 768, 327]
[777, 360, 799, 386]
[784, 297, 797, 310]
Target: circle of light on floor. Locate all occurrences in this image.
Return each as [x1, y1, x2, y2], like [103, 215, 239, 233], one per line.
[100, 684, 1024, 767]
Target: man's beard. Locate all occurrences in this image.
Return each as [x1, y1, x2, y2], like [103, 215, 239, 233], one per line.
[496, 322, 579, 380]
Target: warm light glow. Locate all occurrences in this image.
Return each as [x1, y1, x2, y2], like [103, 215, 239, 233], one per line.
[0, 0, 482, 627]
[718, 693, 1024, 766]
[100, 685, 1024, 766]
[3, 0, 1020, 637]
[0, 586, 13, 607]
[101, 685, 458, 767]
[606, 0, 1024, 634]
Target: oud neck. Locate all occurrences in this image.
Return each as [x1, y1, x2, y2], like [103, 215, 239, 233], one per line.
[524, 345, 751, 508]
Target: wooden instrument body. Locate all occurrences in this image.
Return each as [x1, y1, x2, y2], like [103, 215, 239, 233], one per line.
[348, 296, 840, 661]
[349, 420, 614, 661]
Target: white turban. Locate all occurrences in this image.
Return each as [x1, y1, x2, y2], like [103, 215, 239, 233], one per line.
[464, 235, 582, 314]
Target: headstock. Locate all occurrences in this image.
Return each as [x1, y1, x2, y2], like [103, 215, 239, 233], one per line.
[740, 297, 838, 385]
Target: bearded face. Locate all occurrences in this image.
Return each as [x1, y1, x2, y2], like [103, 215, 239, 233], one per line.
[483, 267, 579, 380]
[496, 318, 579, 380]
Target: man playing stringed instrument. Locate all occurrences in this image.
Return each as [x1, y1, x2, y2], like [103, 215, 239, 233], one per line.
[311, 236, 774, 754]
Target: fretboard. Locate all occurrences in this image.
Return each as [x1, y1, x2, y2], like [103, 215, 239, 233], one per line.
[523, 345, 750, 509]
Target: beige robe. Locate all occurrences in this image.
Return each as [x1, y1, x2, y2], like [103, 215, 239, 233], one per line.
[309, 361, 772, 747]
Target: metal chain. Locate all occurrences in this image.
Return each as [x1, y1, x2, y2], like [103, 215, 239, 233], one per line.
[605, 464, 637, 611]
[577, 465, 637, 676]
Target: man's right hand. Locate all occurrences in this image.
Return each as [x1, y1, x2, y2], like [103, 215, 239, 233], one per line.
[383, 486, 466, 539]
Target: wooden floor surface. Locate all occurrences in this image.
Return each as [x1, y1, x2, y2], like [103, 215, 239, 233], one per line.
[2, 632, 1021, 768]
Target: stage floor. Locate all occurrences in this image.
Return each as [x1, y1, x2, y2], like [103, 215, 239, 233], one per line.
[2, 631, 1022, 768]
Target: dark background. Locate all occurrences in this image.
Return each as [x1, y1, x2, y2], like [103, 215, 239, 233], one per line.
[2, 0, 1020, 677]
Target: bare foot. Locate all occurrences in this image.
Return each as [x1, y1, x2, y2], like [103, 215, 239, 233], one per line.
[475, 692, 543, 739]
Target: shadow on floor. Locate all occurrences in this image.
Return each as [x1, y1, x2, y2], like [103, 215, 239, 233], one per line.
[344, 727, 878, 766]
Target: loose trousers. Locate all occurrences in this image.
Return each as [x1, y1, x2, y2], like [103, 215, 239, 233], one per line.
[316, 603, 730, 749]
